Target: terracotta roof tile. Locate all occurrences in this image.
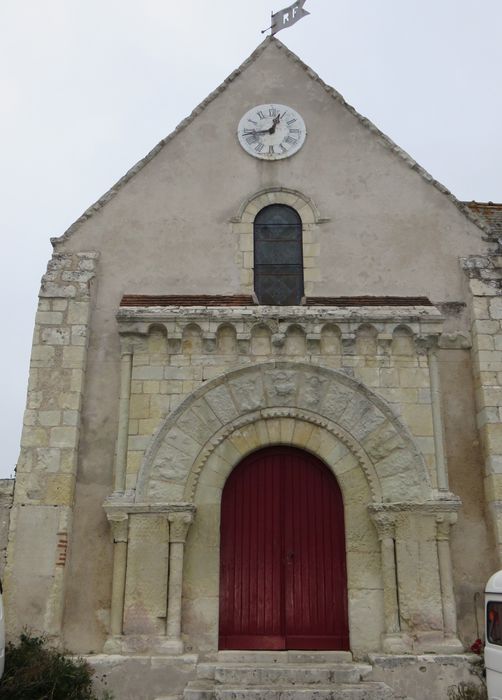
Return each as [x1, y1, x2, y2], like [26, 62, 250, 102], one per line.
[464, 201, 502, 237]
[120, 295, 255, 307]
[121, 294, 433, 308]
[306, 296, 432, 306]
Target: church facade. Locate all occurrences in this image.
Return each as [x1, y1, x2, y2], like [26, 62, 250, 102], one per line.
[5, 38, 502, 698]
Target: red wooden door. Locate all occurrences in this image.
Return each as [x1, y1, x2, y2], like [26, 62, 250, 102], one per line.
[219, 447, 349, 650]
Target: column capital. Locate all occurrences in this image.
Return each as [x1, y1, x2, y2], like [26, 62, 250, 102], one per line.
[436, 512, 457, 541]
[107, 514, 129, 543]
[370, 510, 396, 540]
[168, 511, 193, 543]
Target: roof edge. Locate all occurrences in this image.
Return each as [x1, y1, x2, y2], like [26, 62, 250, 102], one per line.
[52, 37, 276, 245]
[52, 36, 490, 245]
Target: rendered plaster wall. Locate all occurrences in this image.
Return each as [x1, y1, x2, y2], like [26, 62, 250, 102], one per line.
[440, 348, 497, 645]
[57, 40, 486, 303]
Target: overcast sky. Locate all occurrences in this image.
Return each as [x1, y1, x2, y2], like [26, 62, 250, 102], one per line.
[1, 0, 501, 480]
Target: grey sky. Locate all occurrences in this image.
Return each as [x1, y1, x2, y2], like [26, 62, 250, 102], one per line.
[1, 0, 501, 479]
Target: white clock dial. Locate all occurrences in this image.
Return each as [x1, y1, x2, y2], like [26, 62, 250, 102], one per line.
[237, 104, 306, 160]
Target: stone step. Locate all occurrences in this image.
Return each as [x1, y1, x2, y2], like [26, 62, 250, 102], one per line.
[184, 680, 394, 700]
[197, 662, 372, 685]
[214, 651, 353, 664]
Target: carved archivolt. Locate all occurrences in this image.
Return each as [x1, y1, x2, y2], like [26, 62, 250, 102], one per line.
[136, 362, 432, 505]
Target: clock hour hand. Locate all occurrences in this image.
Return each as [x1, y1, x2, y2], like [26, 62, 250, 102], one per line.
[268, 114, 281, 134]
[244, 116, 281, 138]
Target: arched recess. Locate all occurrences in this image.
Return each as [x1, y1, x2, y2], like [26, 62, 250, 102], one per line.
[219, 446, 349, 651]
[136, 361, 432, 505]
[231, 188, 326, 297]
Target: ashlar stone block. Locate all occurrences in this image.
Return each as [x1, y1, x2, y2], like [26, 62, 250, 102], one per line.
[50, 426, 78, 449]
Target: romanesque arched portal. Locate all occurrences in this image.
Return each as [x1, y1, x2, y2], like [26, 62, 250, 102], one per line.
[104, 361, 461, 657]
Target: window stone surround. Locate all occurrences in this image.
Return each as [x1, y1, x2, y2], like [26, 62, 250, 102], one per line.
[231, 187, 329, 296]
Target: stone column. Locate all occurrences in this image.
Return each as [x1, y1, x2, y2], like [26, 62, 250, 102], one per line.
[166, 511, 193, 651]
[108, 514, 129, 638]
[436, 513, 461, 643]
[114, 348, 133, 493]
[428, 344, 449, 492]
[370, 510, 407, 652]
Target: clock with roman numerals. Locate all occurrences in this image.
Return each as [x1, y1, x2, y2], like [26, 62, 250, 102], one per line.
[237, 104, 306, 160]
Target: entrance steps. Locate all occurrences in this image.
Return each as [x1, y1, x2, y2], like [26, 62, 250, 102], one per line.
[182, 652, 394, 700]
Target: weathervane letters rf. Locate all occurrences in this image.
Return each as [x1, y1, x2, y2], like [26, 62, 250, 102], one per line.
[262, 0, 310, 35]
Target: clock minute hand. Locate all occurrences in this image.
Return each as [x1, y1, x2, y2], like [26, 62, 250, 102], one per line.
[244, 128, 271, 136]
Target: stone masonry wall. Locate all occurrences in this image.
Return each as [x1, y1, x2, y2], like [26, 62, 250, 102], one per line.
[118, 307, 443, 494]
[463, 252, 502, 563]
[5, 251, 98, 642]
[0, 480, 14, 581]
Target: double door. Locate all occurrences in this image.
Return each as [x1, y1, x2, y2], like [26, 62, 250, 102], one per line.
[219, 447, 349, 650]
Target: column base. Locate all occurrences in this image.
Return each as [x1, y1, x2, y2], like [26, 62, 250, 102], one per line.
[382, 633, 413, 654]
[382, 631, 464, 655]
[103, 635, 184, 655]
[412, 632, 464, 654]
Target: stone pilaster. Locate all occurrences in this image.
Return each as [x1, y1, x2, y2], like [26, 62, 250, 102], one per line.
[370, 509, 410, 653]
[108, 514, 129, 638]
[5, 250, 98, 642]
[428, 343, 449, 493]
[166, 511, 193, 652]
[370, 501, 462, 654]
[114, 346, 133, 492]
[102, 500, 194, 655]
[436, 513, 460, 643]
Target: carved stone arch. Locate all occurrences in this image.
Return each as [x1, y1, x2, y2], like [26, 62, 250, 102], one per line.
[136, 362, 432, 505]
[188, 410, 379, 504]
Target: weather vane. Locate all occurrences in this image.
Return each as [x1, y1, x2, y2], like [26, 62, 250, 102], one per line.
[262, 0, 310, 35]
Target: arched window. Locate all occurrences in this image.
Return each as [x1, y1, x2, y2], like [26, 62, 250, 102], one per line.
[254, 205, 304, 305]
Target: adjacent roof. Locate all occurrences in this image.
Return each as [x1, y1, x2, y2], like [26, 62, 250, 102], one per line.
[305, 297, 433, 307]
[54, 37, 490, 245]
[464, 202, 502, 239]
[120, 295, 432, 308]
[120, 295, 255, 307]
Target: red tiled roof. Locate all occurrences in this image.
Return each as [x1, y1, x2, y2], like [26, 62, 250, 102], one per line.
[464, 202, 502, 237]
[306, 296, 432, 306]
[120, 295, 255, 307]
[120, 295, 433, 308]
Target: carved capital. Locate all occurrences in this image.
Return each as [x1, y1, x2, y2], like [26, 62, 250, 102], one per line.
[108, 514, 129, 543]
[370, 511, 396, 540]
[436, 512, 457, 541]
[168, 512, 193, 543]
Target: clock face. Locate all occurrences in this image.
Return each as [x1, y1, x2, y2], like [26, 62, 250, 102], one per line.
[237, 104, 306, 160]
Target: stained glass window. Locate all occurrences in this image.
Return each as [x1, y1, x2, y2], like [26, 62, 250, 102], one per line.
[254, 205, 304, 305]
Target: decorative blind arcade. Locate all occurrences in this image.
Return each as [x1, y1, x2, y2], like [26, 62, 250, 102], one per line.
[254, 205, 304, 305]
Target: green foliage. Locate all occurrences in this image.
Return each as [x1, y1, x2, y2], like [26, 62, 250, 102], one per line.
[0, 633, 113, 700]
[447, 681, 487, 700]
